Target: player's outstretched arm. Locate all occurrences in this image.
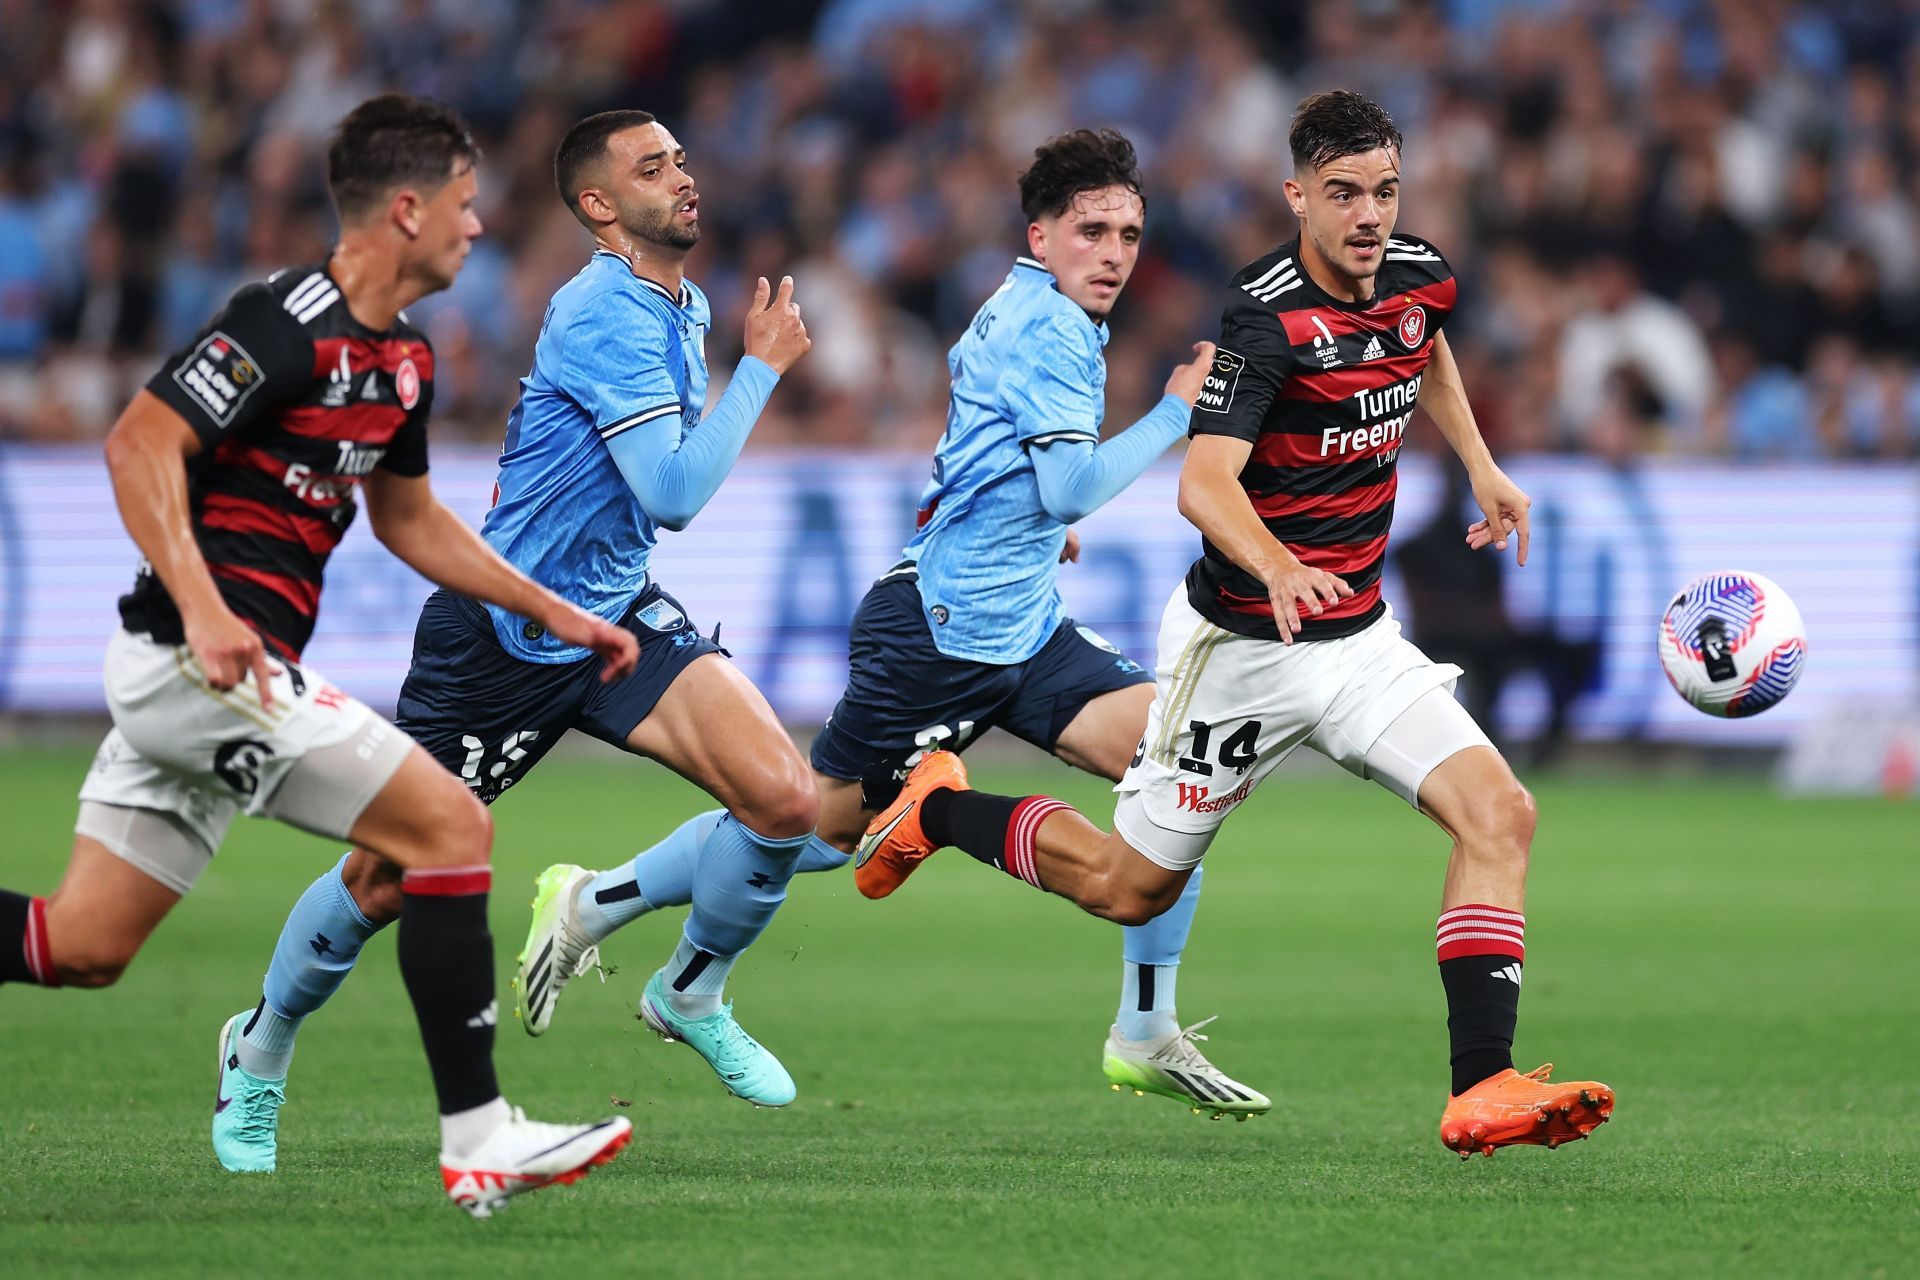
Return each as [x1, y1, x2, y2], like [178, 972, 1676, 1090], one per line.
[362, 470, 638, 681]
[1177, 434, 1352, 644]
[1028, 342, 1218, 524]
[602, 275, 808, 530]
[1422, 332, 1531, 564]
[103, 390, 276, 703]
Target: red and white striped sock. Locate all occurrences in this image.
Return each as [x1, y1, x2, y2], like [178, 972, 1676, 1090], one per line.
[1436, 903, 1525, 964]
[1003, 797, 1071, 889]
[1436, 903, 1526, 1094]
[24, 895, 59, 986]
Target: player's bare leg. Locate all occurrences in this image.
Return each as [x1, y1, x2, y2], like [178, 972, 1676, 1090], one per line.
[35, 839, 183, 987]
[1416, 745, 1612, 1157]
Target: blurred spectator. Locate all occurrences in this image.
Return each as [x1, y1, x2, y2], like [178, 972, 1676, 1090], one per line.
[0, 0, 1911, 461]
[1555, 252, 1714, 450]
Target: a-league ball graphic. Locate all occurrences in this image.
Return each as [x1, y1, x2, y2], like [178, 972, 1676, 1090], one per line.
[1657, 572, 1807, 718]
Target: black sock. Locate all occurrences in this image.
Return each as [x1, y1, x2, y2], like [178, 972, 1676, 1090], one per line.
[397, 870, 501, 1114]
[0, 890, 55, 986]
[1439, 956, 1521, 1095]
[919, 788, 1021, 870]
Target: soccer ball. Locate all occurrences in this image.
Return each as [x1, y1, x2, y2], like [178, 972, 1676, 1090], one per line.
[1657, 572, 1807, 718]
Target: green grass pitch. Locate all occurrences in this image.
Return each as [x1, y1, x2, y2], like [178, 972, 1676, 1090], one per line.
[3, 743, 1916, 1278]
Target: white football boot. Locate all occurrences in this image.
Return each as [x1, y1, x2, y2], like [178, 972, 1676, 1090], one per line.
[1102, 1016, 1271, 1120]
[440, 1108, 632, 1218]
[513, 864, 603, 1036]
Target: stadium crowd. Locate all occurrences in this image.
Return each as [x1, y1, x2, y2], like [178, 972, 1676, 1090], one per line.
[0, 0, 1916, 458]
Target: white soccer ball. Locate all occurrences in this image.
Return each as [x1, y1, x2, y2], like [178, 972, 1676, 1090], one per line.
[1657, 571, 1808, 718]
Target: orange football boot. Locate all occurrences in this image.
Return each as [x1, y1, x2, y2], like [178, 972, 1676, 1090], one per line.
[1439, 1064, 1614, 1159]
[853, 750, 970, 899]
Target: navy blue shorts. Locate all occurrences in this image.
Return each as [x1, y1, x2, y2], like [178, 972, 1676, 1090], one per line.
[395, 584, 721, 803]
[809, 566, 1150, 803]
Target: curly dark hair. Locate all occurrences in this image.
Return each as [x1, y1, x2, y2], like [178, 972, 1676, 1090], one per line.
[327, 94, 478, 221]
[1018, 128, 1145, 222]
[1289, 90, 1403, 173]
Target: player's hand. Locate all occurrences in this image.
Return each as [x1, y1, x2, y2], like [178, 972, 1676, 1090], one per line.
[743, 275, 811, 374]
[1163, 341, 1219, 407]
[184, 605, 278, 707]
[1260, 560, 1353, 645]
[543, 602, 640, 684]
[1464, 464, 1532, 565]
[1060, 528, 1082, 564]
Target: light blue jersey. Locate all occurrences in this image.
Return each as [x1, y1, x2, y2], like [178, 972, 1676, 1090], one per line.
[906, 257, 1111, 664]
[481, 250, 713, 662]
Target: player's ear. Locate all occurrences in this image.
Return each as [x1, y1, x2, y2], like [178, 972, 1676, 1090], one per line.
[1282, 177, 1305, 221]
[391, 188, 424, 239]
[1026, 220, 1047, 263]
[577, 187, 614, 227]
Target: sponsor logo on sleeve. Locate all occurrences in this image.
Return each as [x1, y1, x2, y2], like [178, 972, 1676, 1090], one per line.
[1195, 349, 1245, 414]
[173, 331, 267, 427]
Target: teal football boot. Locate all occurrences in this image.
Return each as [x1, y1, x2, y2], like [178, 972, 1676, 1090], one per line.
[212, 1011, 286, 1172]
[639, 970, 795, 1107]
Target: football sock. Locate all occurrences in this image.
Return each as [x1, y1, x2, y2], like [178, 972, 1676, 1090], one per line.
[662, 930, 735, 1019]
[1117, 963, 1179, 1042]
[440, 1095, 511, 1161]
[397, 865, 502, 1117]
[0, 890, 57, 986]
[919, 787, 1070, 888]
[237, 1000, 299, 1079]
[669, 815, 810, 1017]
[1117, 863, 1203, 1038]
[797, 835, 851, 874]
[1436, 903, 1525, 1095]
[577, 810, 723, 940]
[246, 852, 383, 1074]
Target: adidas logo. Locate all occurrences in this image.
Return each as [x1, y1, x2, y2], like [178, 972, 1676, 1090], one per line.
[467, 1000, 499, 1029]
[1360, 335, 1385, 361]
[1492, 963, 1523, 987]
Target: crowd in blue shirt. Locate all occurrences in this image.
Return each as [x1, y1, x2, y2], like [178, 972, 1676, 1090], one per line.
[0, 0, 1916, 461]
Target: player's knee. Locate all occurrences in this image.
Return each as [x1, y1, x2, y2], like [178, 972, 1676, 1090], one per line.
[412, 789, 493, 867]
[1460, 779, 1535, 862]
[741, 761, 819, 841]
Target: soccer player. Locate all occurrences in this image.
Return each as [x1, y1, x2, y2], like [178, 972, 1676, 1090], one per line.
[859, 92, 1615, 1157]
[812, 128, 1268, 1118]
[0, 95, 640, 1215]
[208, 109, 819, 1174]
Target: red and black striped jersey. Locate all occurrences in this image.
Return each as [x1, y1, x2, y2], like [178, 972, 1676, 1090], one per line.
[119, 263, 435, 660]
[1185, 233, 1456, 642]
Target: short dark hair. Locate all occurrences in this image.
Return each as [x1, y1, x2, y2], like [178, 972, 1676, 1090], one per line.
[1018, 128, 1145, 222]
[1289, 90, 1403, 173]
[555, 109, 658, 227]
[327, 94, 478, 221]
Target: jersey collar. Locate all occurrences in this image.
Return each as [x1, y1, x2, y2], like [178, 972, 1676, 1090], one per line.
[1280, 236, 1388, 314]
[1014, 255, 1050, 278]
[594, 248, 692, 309]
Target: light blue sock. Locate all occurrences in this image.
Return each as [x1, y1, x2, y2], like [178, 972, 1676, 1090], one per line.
[576, 809, 723, 940]
[243, 852, 383, 1078]
[797, 834, 850, 874]
[667, 814, 810, 1017]
[1116, 864, 1204, 1041]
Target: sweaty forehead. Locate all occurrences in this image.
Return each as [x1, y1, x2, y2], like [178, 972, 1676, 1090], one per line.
[1314, 147, 1400, 186]
[1063, 185, 1144, 225]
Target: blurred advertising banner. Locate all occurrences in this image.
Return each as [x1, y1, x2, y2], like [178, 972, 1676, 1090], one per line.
[1, 446, 1914, 747]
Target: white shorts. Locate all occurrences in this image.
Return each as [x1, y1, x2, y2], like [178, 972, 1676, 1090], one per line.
[1113, 588, 1492, 871]
[74, 629, 412, 893]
